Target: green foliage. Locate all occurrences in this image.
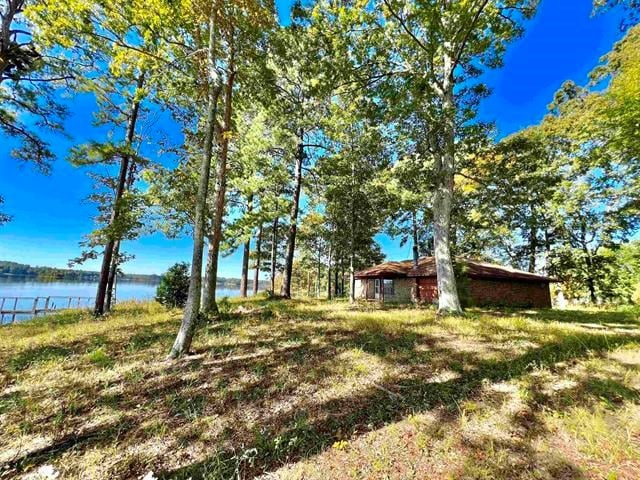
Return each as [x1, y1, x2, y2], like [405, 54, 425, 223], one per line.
[8, 345, 71, 373]
[1, 0, 69, 174]
[155, 262, 190, 308]
[453, 261, 472, 308]
[86, 347, 114, 368]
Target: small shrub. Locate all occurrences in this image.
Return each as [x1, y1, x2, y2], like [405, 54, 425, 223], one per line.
[632, 282, 640, 305]
[156, 262, 190, 308]
[218, 297, 231, 315]
[87, 347, 114, 368]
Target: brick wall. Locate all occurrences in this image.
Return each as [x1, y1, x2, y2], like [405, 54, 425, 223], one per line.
[358, 276, 551, 308]
[416, 278, 438, 304]
[468, 278, 552, 308]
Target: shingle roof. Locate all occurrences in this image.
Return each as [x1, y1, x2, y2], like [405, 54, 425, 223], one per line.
[353, 259, 416, 278]
[355, 257, 556, 283]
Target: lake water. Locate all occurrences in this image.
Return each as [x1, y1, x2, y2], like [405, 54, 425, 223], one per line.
[0, 277, 242, 323]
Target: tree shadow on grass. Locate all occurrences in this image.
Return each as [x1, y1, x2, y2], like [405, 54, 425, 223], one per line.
[160, 326, 640, 479]
[2, 416, 137, 475]
[8, 345, 73, 373]
[518, 308, 640, 328]
[3, 301, 639, 479]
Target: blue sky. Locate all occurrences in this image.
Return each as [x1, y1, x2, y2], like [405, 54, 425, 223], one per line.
[0, 0, 627, 276]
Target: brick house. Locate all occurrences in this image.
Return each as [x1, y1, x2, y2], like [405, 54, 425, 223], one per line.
[354, 257, 556, 308]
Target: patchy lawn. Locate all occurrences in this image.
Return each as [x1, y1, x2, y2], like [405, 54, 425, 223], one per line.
[0, 298, 639, 479]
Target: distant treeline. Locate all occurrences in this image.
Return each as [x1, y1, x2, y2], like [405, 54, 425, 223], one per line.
[0, 260, 160, 283]
[0, 261, 262, 288]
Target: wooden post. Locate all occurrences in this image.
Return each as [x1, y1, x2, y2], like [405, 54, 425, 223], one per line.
[32, 297, 38, 317]
[44, 297, 50, 314]
[379, 278, 385, 303]
[67, 297, 72, 309]
[0, 297, 5, 323]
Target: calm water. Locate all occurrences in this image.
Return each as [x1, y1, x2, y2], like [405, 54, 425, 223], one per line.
[0, 277, 242, 323]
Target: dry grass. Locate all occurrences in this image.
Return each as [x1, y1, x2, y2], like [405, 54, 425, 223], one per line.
[0, 298, 639, 479]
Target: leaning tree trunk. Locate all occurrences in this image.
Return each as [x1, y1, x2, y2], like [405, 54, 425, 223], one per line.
[105, 161, 138, 312]
[239, 195, 253, 297]
[169, 10, 220, 358]
[94, 72, 145, 316]
[432, 61, 462, 315]
[203, 45, 235, 315]
[105, 240, 120, 312]
[253, 223, 262, 295]
[280, 139, 304, 299]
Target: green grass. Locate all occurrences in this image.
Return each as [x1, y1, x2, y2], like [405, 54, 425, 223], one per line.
[0, 299, 638, 479]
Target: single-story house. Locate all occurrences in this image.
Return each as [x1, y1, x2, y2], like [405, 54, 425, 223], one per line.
[354, 257, 556, 308]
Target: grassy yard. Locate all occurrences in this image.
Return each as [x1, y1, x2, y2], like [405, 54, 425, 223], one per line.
[0, 298, 639, 479]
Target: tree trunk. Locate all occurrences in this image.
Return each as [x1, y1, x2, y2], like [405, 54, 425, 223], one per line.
[334, 264, 338, 298]
[349, 252, 355, 304]
[105, 161, 137, 313]
[253, 223, 262, 295]
[543, 228, 552, 274]
[105, 240, 120, 312]
[170, 10, 220, 358]
[280, 138, 304, 298]
[412, 211, 419, 266]
[327, 244, 332, 300]
[432, 58, 462, 315]
[239, 195, 253, 298]
[94, 72, 145, 316]
[528, 220, 538, 273]
[316, 246, 321, 298]
[579, 220, 597, 304]
[202, 236, 216, 305]
[584, 250, 597, 304]
[203, 43, 235, 315]
[270, 216, 278, 293]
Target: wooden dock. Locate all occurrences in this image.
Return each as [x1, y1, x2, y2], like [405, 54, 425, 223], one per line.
[0, 296, 95, 324]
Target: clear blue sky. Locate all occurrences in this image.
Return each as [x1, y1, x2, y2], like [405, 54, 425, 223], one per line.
[0, 0, 626, 276]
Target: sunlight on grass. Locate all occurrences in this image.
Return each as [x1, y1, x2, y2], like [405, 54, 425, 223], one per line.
[0, 299, 638, 479]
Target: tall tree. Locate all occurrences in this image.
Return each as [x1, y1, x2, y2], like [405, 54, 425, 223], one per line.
[170, 0, 223, 357]
[27, 0, 179, 315]
[201, 0, 275, 313]
[372, 0, 538, 313]
[264, 22, 332, 299]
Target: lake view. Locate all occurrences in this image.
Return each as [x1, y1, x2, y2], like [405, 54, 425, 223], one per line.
[0, 277, 242, 323]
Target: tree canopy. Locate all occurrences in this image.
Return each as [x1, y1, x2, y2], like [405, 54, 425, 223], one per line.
[1, 0, 639, 356]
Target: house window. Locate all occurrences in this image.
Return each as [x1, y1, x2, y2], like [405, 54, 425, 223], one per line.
[384, 279, 395, 296]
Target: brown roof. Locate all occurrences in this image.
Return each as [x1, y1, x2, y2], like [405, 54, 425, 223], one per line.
[353, 259, 416, 279]
[355, 257, 556, 283]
